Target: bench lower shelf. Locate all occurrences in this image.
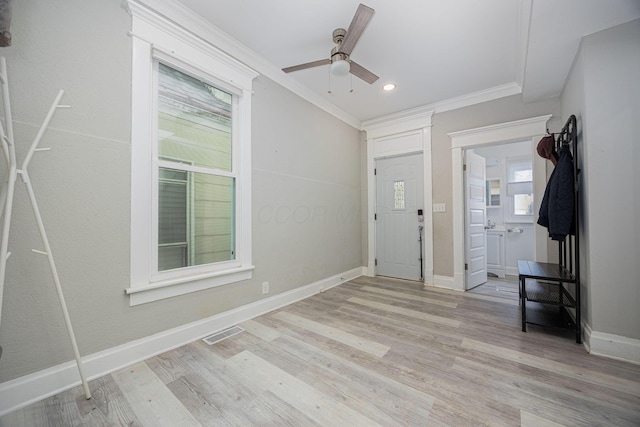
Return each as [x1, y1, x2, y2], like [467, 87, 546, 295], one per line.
[519, 260, 581, 344]
[524, 280, 576, 307]
[522, 301, 576, 330]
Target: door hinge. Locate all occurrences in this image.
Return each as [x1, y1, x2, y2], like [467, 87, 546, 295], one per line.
[374, 168, 377, 175]
[374, 213, 377, 220]
[463, 164, 467, 171]
[375, 258, 378, 266]
[465, 263, 468, 270]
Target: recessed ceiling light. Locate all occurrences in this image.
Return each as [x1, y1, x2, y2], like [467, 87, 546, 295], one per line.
[382, 83, 396, 92]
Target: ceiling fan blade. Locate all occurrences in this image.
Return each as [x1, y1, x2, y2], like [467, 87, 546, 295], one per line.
[339, 4, 375, 56]
[282, 59, 331, 73]
[349, 60, 379, 84]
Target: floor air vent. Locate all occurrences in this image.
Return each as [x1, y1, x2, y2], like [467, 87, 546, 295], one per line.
[202, 326, 244, 345]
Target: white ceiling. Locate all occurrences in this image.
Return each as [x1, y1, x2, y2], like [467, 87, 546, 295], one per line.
[176, 0, 640, 123]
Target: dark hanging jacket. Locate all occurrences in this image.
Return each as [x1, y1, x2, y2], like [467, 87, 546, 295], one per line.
[537, 145, 575, 241]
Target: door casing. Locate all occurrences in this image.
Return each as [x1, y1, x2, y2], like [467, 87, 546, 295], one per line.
[363, 110, 434, 285]
[449, 115, 551, 291]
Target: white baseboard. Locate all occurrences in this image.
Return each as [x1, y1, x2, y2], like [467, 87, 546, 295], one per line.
[583, 322, 640, 365]
[506, 266, 519, 276]
[422, 268, 434, 286]
[0, 266, 364, 417]
[429, 275, 463, 291]
[363, 264, 375, 277]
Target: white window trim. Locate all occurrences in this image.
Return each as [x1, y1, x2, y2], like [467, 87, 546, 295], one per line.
[125, 0, 258, 305]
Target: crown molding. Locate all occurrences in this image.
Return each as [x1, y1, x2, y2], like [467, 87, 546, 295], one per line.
[429, 82, 523, 114]
[123, 0, 362, 129]
[123, 0, 527, 132]
[362, 106, 433, 140]
[363, 82, 523, 134]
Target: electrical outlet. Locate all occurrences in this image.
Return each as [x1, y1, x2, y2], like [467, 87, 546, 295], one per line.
[433, 203, 446, 213]
[262, 282, 269, 294]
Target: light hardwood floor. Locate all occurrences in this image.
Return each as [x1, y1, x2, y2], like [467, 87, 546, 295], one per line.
[468, 276, 520, 302]
[2, 276, 639, 426]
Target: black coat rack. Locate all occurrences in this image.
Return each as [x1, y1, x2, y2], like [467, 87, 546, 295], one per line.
[518, 114, 581, 344]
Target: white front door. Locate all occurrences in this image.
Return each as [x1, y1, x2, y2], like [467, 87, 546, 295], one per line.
[465, 150, 487, 289]
[375, 154, 424, 281]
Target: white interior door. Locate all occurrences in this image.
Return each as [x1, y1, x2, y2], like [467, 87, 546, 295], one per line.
[465, 150, 487, 289]
[376, 154, 424, 281]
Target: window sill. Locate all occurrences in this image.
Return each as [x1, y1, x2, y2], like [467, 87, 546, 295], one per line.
[505, 218, 534, 224]
[125, 265, 254, 306]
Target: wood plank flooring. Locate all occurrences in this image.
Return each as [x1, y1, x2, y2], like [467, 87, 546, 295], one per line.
[2, 276, 639, 426]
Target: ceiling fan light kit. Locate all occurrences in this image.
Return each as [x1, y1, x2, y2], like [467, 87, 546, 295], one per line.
[283, 4, 379, 85]
[330, 59, 350, 76]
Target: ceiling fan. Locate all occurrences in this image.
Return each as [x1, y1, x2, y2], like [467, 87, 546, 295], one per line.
[282, 4, 379, 84]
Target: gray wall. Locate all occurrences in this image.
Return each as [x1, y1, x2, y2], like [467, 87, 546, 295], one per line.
[561, 27, 590, 331]
[430, 95, 562, 276]
[562, 19, 640, 340]
[251, 76, 362, 293]
[0, 0, 362, 382]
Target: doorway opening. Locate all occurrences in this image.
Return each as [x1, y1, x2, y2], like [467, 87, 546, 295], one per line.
[466, 140, 536, 291]
[449, 115, 551, 292]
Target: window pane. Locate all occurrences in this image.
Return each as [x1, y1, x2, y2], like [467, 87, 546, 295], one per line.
[158, 63, 232, 171]
[158, 170, 188, 246]
[514, 169, 532, 182]
[507, 181, 533, 196]
[394, 181, 405, 209]
[158, 167, 235, 271]
[507, 159, 532, 183]
[159, 245, 187, 271]
[514, 194, 534, 216]
[193, 173, 235, 266]
[158, 167, 188, 271]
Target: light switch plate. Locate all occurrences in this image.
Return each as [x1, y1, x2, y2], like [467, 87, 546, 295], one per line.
[433, 203, 446, 213]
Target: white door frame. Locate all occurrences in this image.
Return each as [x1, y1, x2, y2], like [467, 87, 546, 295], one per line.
[449, 115, 552, 291]
[363, 109, 434, 285]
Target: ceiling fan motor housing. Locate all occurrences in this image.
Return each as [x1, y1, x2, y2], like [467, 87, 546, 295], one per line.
[332, 28, 347, 44]
[331, 46, 349, 63]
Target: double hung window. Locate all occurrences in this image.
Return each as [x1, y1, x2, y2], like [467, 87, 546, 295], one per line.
[156, 63, 235, 272]
[126, 1, 257, 305]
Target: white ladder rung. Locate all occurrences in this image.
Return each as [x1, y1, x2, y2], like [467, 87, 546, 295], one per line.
[31, 249, 48, 256]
